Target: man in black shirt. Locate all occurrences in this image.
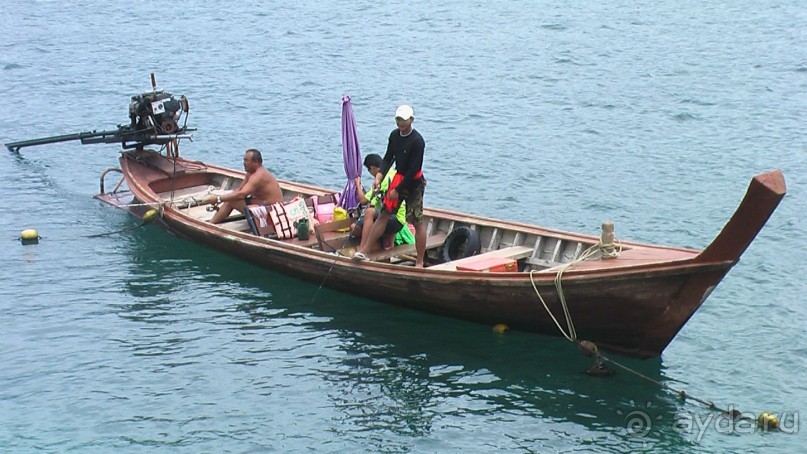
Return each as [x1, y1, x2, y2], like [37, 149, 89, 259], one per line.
[353, 104, 428, 267]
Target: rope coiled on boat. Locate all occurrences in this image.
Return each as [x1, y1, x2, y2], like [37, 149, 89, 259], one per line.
[529, 237, 622, 342]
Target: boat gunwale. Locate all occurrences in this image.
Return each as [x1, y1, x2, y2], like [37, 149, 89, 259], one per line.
[153, 158, 707, 251]
[119, 154, 738, 281]
[118, 152, 783, 281]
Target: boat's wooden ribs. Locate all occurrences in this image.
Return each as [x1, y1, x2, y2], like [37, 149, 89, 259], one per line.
[550, 238, 563, 263]
[572, 242, 584, 260]
[513, 232, 524, 248]
[487, 228, 500, 251]
[532, 236, 545, 261]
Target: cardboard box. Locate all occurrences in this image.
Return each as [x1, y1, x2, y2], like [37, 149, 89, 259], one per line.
[456, 257, 518, 272]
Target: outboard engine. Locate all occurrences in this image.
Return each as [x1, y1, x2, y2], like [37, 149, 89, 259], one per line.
[5, 73, 193, 152]
[129, 89, 186, 134]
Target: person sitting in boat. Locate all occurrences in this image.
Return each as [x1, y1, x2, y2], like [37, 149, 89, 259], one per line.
[205, 148, 284, 224]
[351, 153, 414, 252]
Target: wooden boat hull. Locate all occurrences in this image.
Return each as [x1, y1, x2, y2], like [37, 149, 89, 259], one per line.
[100, 149, 785, 358]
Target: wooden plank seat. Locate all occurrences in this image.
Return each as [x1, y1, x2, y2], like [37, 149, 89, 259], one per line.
[215, 216, 352, 250]
[191, 201, 327, 248]
[314, 218, 354, 252]
[428, 245, 533, 271]
[183, 204, 218, 222]
[218, 218, 252, 233]
[363, 232, 448, 262]
[279, 235, 321, 248]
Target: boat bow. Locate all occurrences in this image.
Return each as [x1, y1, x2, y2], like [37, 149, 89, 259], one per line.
[698, 169, 786, 263]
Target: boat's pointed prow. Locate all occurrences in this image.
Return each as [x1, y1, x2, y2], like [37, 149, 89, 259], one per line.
[698, 170, 786, 263]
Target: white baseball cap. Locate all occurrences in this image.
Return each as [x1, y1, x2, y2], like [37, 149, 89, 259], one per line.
[395, 104, 414, 120]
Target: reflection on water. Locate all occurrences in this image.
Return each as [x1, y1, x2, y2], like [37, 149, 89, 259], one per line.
[112, 226, 690, 450]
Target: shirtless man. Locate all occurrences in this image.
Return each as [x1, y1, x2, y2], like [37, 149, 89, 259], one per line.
[205, 149, 283, 224]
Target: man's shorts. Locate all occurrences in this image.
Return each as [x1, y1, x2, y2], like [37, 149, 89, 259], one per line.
[382, 179, 426, 224]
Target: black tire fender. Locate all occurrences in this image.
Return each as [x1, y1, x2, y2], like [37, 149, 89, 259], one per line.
[441, 226, 481, 262]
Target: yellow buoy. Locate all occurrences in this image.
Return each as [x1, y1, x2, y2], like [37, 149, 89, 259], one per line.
[492, 323, 509, 334]
[20, 229, 39, 245]
[142, 208, 160, 224]
[757, 412, 779, 431]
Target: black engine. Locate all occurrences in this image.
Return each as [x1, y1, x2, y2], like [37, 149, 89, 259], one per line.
[129, 89, 187, 135]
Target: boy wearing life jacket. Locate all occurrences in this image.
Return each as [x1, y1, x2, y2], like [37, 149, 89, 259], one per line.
[352, 154, 415, 252]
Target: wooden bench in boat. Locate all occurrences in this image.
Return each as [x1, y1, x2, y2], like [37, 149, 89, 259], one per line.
[216, 215, 354, 250]
[182, 203, 218, 222]
[314, 218, 354, 252]
[218, 217, 251, 232]
[428, 245, 534, 271]
[183, 202, 355, 250]
[363, 232, 448, 262]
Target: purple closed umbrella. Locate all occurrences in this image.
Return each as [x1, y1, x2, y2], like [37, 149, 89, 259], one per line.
[339, 95, 362, 211]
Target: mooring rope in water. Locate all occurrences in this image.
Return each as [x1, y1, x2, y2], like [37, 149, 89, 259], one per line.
[597, 348, 740, 414]
[85, 206, 162, 238]
[528, 235, 780, 431]
[581, 341, 781, 430]
[309, 233, 356, 304]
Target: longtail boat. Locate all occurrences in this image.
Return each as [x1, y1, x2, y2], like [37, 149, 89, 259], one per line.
[5, 77, 786, 358]
[92, 148, 784, 358]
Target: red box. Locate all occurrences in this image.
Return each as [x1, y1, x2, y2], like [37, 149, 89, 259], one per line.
[456, 257, 517, 272]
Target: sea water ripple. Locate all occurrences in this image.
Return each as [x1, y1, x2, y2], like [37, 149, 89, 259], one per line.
[1, 0, 805, 452]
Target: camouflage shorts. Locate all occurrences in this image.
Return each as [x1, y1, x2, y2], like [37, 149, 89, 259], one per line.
[401, 180, 426, 224]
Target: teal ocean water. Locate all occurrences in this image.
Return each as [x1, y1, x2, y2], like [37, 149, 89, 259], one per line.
[1, 1, 805, 452]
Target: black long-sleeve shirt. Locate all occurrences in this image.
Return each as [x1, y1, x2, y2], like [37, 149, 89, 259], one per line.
[380, 128, 425, 191]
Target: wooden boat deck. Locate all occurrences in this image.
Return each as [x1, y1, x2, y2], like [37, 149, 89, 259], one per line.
[160, 186, 703, 272]
[535, 245, 699, 273]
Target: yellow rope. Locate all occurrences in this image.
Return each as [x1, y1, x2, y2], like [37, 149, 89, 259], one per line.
[529, 239, 622, 342]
